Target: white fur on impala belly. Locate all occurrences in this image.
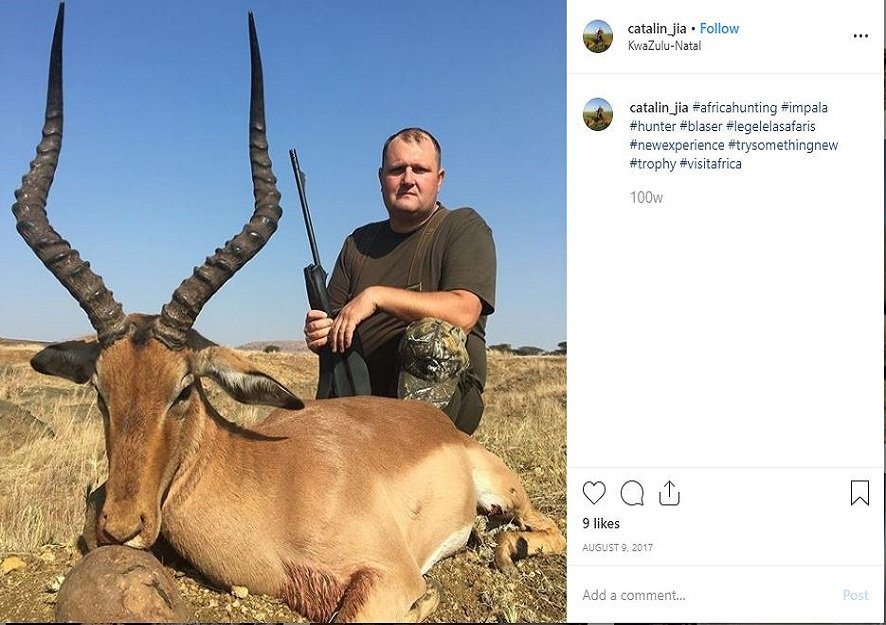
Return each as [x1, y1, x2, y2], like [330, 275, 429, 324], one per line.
[420, 525, 472, 574]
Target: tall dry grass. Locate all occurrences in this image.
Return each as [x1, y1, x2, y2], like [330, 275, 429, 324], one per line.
[0, 346, 565, 553]
[0, 346, 106, 550]
[478, 355, 566, 520]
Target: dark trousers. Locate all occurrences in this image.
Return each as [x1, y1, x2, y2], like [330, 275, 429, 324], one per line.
[442, 370, 484, 435]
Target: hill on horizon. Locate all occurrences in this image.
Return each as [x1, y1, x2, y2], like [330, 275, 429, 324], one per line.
[236, 339, 310, 353]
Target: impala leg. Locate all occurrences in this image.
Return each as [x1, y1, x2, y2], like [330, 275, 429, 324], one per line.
[333, 567, 435, 623]
[492, 504, 566, 573]
[468, 447, 566, 572]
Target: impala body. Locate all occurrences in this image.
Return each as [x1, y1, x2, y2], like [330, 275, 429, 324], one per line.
[15, 6, 564, 622]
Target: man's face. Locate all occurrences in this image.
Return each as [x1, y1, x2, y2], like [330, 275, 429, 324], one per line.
[379, 136, 445, 232]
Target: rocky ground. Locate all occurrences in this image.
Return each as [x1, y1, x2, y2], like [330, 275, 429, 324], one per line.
[1, 530, 564, 622]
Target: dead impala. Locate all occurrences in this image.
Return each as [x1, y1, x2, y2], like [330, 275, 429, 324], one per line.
[12, 5, 565, 622]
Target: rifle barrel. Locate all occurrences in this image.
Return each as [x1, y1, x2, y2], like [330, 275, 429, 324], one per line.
[289, 148, 322, 267]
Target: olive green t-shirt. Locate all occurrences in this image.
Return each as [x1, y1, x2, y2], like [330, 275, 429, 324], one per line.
[327, 206, 496, 397]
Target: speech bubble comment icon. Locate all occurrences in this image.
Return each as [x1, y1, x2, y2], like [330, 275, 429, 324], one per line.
[621, 480, 644, 506]
[582, 481, 606, 504]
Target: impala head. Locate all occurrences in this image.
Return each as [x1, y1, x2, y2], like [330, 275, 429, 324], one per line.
[12, 4, 303, 548]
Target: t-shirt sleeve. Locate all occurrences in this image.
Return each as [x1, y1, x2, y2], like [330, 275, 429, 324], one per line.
[327, 237, 353, 313]
[439, 210, 496, 315]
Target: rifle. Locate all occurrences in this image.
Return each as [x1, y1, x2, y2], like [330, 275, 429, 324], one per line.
[289, 148, 372, 399]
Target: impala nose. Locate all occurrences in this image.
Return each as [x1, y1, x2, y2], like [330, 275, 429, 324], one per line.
[97, 510, 144, 546]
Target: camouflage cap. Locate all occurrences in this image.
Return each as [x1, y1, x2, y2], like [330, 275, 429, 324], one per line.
[397, 318, 469, 409]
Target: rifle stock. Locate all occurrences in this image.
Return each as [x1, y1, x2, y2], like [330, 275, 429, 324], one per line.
[290, 148, 371, 399]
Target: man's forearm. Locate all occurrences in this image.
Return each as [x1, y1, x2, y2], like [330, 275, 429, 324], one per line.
[369, 286, 482, 332]
[326, 285, 483, 353]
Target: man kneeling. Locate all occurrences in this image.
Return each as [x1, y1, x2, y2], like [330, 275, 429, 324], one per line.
[303, 128, 496, 434]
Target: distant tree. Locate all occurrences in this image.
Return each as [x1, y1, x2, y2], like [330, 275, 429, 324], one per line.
[488, 343, 514, 353]
[263, 345, 280, 353]
[515, 345, 545, 356]
[549, 341, 566, 356]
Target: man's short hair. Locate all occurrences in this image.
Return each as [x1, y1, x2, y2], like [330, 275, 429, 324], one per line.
[381, 127, 442, 168]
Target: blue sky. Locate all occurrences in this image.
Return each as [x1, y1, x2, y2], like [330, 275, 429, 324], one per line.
[0, 1, 565, 350]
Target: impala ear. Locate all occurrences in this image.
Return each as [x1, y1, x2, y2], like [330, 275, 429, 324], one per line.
[31, 340, 102, 384]
[192, 346, 304, 410]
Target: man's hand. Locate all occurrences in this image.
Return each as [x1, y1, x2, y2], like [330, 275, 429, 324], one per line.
[302, 289, 378, 355]
[303, 309, 333, 354]
[328, 288, 378, 353]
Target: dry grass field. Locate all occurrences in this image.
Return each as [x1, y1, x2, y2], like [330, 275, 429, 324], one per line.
[583, 108, 613, 131]
[0, 344, 565, 622]
[582, 31, 613, 53]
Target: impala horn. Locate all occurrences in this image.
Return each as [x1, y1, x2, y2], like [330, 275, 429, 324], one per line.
[11, 3, 128, 347]
[153, 12, 283, 350]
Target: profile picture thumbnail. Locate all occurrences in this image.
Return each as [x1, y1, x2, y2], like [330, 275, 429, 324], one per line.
[583, 98, 613, 131]
[583, 20, 613, 54]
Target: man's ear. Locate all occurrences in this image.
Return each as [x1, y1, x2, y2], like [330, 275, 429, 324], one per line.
[191, 346, 304, 410]
[31, 340, 102, 384]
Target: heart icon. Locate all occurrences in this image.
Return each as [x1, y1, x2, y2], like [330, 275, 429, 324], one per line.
[582, 481, 606, 505]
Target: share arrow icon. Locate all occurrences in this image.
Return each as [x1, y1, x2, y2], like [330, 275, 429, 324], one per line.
[659, 480, 681, 506]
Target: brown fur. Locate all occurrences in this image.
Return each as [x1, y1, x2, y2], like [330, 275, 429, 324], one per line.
[281, 563, 348, 622]
[332, 568, 381, 623]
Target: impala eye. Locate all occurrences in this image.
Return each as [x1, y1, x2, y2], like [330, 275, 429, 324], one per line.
[175, 384, 193, 405]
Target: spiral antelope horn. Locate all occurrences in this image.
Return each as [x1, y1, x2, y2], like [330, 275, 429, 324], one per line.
[153, 12, 283, 350]
[11, 3, 128, 347]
